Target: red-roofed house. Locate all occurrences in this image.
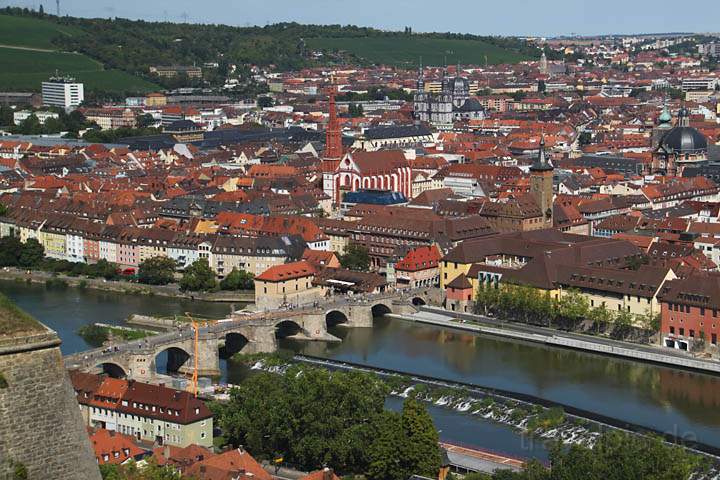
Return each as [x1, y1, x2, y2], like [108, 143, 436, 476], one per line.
[89, 428, 147, 465]
[394, 245, 442, 289]
[184, 448, 272, 480]
[302, 248, 340, 268]
[254, 260, 322, 309]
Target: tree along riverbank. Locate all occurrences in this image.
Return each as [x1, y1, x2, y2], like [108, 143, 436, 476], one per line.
[228, 352, 720, 480]
[0, 268, 253, 303]
[402, 308, 720, 374]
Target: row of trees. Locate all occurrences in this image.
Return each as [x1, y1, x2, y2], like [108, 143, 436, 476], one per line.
[474, 282, 660, 338]
[470, 430, 705, 480]
[137, 256, 254, 292]
[0, 237, 44, 269]
[213, 366, 440, 479]
[0, 233, 253, 293]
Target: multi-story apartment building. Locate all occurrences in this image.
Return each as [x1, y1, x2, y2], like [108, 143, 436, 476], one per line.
[70, 371, 213, 449]
[83, 108, 137, 130]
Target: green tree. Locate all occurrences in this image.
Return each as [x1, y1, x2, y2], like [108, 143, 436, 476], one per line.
[216, 366, 390, 475]
[137, 256, 176, 285]
[180, 258, 217, 292]
[401, 398, 441, 478]
[0, 105, 14, 127]
[339, 244, 370, 271]
[15, 114, 42, 135]
[555, 289, 589, 330]
[0, 236, 22, 266]
[99, 460, 181, 479]
[588, 305, 613, 334]
[18, 238, 44, 268]
[367, 411, 408, 480]
[136, 113, 156, 129]
[257, 96, 274, 109]
[220, 268, 254, 290]
[87, 259, 120, 280]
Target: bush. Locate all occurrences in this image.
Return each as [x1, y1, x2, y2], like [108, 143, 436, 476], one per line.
[77, 324, 109, 347]
[44, 277, 68, 289]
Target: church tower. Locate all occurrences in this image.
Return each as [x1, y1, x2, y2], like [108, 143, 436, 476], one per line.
[322, 83, 343, 172]
[539, 49, 548, 75]
[530, 135, 554, 228]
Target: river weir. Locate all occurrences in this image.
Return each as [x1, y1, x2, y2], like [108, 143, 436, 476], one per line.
[3, 280, 720, 459]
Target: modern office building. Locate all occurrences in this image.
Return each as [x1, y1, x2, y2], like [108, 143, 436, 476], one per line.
[42, 76, 84, 110]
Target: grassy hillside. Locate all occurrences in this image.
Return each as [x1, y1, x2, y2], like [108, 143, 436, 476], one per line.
[0, 13, 158, 95]
[307, 36, 532, 66]
[0, 46, 157, 93]
[0, 9, 539, 95]
[0, 14, 83, 49]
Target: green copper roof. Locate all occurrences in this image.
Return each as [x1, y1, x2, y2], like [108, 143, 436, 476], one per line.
[659, 106, 672, 123]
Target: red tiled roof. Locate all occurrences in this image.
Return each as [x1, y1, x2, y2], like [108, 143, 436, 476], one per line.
[395, 245, 441, 272]
[89, 428, 146, 465]
[255, 260, 316, 282]
[300, 468, 342, 480]
[184, 448, 272, 480]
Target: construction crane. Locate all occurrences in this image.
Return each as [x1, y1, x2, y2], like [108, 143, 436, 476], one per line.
[186, 312, 199, 398]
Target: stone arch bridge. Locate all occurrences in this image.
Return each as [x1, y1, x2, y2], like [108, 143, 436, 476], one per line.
[64, 289, 437, 383]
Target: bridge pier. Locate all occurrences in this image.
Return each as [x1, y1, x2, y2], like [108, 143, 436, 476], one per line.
[242, 325, 277, 354]
[178, 335, 221, 378]
[344, 305, 374, 328]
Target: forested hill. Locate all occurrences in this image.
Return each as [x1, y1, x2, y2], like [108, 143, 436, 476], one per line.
[2, 7, 539, 74]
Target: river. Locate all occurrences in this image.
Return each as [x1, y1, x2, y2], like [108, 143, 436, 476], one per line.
[4, 280, 720, 459]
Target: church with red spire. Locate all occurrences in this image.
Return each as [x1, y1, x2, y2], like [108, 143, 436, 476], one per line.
[321, 84, 343, 172]
[321, 82, 412, 207]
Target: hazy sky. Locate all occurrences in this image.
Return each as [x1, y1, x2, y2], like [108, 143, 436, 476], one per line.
[8, 0, 720, 36]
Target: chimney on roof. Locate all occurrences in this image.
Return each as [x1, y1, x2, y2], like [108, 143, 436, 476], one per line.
[164, 445, 170, 460]
[323, 467, 333, 480]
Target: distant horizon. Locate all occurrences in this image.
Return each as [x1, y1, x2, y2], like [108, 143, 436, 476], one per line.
[5, 0, 720, 38]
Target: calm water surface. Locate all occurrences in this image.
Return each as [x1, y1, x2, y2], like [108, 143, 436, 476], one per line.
[4, 280, 719, 457]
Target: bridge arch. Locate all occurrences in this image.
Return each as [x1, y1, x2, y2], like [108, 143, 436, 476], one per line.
[326, 310, 349, 328]
[371, 302, 393, 317]
[96, 362, 127, 379]
[154, 346, 191, 374]
[221, 332, 250, 358]
[411, 296, 427, 306]
[275, 319, 303, 339]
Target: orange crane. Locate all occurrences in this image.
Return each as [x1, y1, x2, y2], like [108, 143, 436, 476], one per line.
[186, 312, 199, 398]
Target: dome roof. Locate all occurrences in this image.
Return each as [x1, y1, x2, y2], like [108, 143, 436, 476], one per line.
[660, 126, 708, 154]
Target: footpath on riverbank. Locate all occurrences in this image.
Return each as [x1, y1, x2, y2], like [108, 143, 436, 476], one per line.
[0, 268, 253, 303]
[392, 307, 720, 375]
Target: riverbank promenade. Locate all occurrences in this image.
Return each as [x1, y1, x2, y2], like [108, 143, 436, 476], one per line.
[400, 307, 720, 375]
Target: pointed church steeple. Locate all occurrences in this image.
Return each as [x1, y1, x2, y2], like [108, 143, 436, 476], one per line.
[530, 135, 552, 172]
